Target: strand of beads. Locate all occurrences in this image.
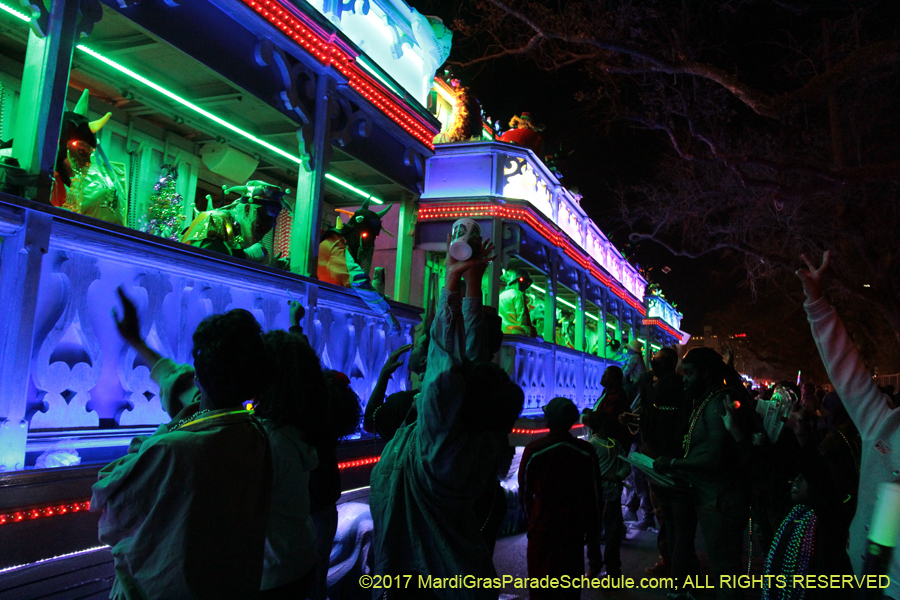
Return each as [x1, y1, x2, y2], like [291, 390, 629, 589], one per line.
[762, 505, 817, 600]
[682, 389, 722, 456]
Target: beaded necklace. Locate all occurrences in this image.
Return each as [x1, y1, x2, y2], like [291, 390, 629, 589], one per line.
[762, 505, 817, 600]
[836, 429, 861, 478]
[682, 388, 726, 457]
[173, 409, 213, 430]
[173, 408, 250, 431]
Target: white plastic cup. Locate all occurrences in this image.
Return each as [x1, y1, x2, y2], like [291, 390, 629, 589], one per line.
[449, 218, 481, 260]
[869, 482, 900, 547]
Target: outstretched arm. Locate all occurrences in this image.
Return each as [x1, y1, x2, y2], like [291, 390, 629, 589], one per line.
[364, 344, 412, 434]
[415, 235, 495, 473]
[797, 252, 891, 439]
[461, 238, 494, 360]
[113, 287, 162, 369]
[112, 287, 196, 431]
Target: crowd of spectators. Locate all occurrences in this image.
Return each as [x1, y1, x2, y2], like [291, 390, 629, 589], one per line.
[88, 248, 898, 600]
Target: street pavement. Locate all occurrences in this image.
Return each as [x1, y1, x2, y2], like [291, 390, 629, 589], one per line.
[493, 526, 678, 600]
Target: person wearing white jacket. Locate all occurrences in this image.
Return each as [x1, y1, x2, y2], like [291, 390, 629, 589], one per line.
[798, 251, 900, 600]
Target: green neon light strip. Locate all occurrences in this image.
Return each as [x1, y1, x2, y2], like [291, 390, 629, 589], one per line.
[527, 283, 600, 321]
[76, 44, 302, 165]
[69, 44, 382, 204]
[0, 5, 383, 205]
[0, 1, 28, 21]
[324, 173, 382, 204]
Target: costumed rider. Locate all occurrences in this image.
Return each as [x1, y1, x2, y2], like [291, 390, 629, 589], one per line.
[317, 199, 401, 336]
[433, 79, 483, 144]
[50, 89, 126, 226]
[498, 112, 545, 157]
[181, 180, 290, 264]
[499, 268, 537, 336]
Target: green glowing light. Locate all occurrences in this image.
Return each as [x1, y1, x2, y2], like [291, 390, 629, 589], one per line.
[73, 44, 381, 204]
[0, 5, 386, 208]
[526, 283, 599, 320]
[0, 1, 29, 22]
[325, 173, 383, 204]
[76, 44, 303, 166]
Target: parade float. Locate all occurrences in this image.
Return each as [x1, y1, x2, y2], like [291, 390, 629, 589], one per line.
[0, 0, 686, 586]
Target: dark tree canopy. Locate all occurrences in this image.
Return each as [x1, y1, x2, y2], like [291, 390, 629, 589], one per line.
[439, 0, 900, 372]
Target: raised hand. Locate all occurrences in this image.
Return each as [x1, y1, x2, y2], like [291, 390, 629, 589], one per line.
[112, 287, 142, 347]
[795, 251, 830, 303]
[462, 238, 496, 285]
[445, 234, 495, 293]
[288, 300, 306, 328]
[380, 344, 413, 380]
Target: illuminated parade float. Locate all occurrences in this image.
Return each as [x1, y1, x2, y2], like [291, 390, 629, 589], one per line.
[0, 0, 686, 585]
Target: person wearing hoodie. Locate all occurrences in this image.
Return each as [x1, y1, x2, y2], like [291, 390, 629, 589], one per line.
[93, 289, 272, 599]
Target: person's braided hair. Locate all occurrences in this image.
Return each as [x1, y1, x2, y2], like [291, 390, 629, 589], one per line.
[191, 309, 265, 409]
[255, 329, 331, 447]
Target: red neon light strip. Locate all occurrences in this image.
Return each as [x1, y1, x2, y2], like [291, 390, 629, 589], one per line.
[419, 203, 646, 314]
[641, 318, 682, 339]
[511, 424, 586, 435]
[242, 0, 437, 149]
[338, 456, 380, 470]
[0, 500, 91, 526]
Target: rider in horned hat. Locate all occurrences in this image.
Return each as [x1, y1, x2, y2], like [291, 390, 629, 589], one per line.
[50, 89, 125, 225]
[318, 199, 401, 335]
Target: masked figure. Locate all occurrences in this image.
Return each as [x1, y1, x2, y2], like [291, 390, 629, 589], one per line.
[181, 181, 290, 263]
[50, 90, 125, 226]
[499, 269, 537, 336]
[318, 200, 400, 335]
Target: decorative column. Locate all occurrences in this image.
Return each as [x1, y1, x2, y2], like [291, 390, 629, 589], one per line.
[12, 0, 87, 201]
[393, 195, 416, 303]
[543, 250, 558, 344]
[291, 74, 333, 277]
[599, 289, 608, 359]
[575, 272, 586, 352]
[615, 299, 625, 347]
[643, 322, 652, 367]
[484, 216, 504, 307]
[0, 210, 52, 472]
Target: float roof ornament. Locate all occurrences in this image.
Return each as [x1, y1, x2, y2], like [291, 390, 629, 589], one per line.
[302, 0, 451, 105]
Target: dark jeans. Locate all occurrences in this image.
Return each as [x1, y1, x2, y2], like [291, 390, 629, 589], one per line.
[648, 483, 669, 563]
[625, 447, 653, 518]
[310, 505, 338, 600]
[587, 487, 625, 574]
[658, 487, 699, 586]
[694, 487, 750, 600]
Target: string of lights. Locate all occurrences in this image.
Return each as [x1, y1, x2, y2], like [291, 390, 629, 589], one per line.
[242, 0, 438, 149]
[418, 202, 647, 314]
[0, 500, 91, 526]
